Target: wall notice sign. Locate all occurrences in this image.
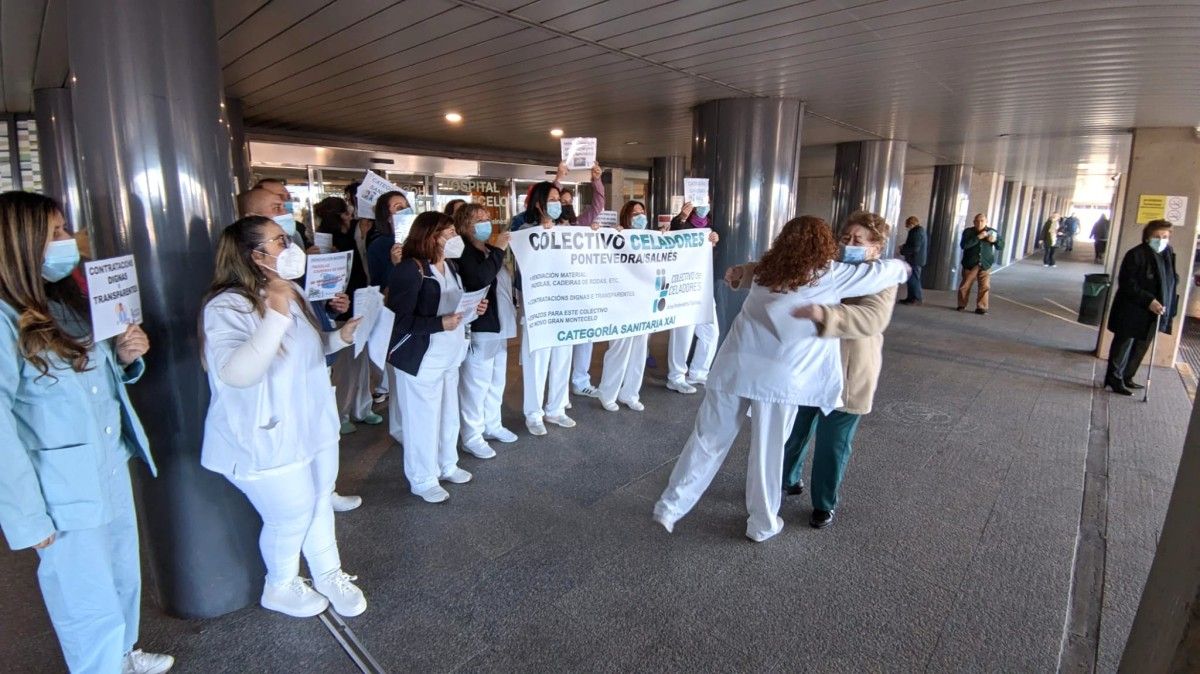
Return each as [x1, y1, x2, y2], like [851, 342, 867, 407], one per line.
[85, 255, 143, 341]
[1136, 194, 1189, 224]
[595, 210, 619, 228]
[305, 251, 353, 301]
[356, 170, 402, 217]
[560, 137, 597, 170]
[684, 178, 710, 207]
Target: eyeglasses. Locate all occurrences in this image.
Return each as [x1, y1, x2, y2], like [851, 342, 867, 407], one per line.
[257, 234, 288, 250]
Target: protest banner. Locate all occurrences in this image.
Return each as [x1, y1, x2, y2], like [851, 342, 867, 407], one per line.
[509, 228, 714, 352]
[560, 137, 597, 170]
[684, 178, 709, 207]
[305, 251, 352, 301]
[85, 255, 143, 341]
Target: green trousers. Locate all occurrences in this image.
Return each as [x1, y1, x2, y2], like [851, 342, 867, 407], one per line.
[782, 406, 862, 512]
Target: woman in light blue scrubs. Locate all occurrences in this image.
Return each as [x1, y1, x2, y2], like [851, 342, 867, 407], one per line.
[0, 192, 173, 674]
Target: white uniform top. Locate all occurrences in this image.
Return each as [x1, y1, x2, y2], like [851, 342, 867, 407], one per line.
[200, 288, 350, 478]
[706, 259, 909, 414]
[425, 262, 468, 370]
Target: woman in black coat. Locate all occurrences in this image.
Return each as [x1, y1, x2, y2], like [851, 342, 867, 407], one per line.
[1106, 219, 1178, 395]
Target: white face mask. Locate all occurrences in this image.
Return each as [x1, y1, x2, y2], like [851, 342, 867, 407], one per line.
[266, 242, 307, 280]
[443, 235, 465, 259]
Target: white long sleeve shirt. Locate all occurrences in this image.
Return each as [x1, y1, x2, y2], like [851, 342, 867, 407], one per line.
[201, 288, 351, 477]
[706, 259, 909, 413]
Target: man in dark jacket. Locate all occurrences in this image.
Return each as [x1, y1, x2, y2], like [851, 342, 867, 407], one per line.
[1062, 213, 1080, 251]
[1105, 219, 1178, 395]
[957, 213, 1004, 315]
[898, 216, 927, 305]
[1092, 214, 1110, 262]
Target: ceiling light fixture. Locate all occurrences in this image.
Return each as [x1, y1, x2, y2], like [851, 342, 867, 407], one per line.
[445, 112, 463, 123]
[624, 140, 640, 145]
[550, 128, 564, 137]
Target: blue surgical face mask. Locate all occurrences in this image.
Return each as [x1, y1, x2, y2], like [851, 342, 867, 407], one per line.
[273, 213, 297, 236]
[545, 201, 563, 221]
[696, 205, 710, 218]
[1148, 237, 1169, 253]
[42, 238, 81, 282]
[631, 214, 648, 230]
[474, 220, 493, 241]
[839, 244, 870, 264]
[398, 206, 414, 216]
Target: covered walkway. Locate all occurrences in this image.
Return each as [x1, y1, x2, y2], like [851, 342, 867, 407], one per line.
[1, 245, 1188, 673]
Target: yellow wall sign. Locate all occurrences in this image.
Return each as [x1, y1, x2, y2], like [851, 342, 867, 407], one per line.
[1136, 194, 1188, 224]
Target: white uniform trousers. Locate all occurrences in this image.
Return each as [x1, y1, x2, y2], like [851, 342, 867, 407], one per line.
[228, 446, 342, 587]
[653, 389, 798, 541]
[332, 345, 373, 422]
[459, 336, 508, 449]
[36, 462, 140, 674]
[667, 318, 719, 384]
[371, 360, 389, 397]
[598, 334, 648, 405]
[520, 323, 571, 422]
[395, 345, 466, 492]
[386, 366, 403, 443]
[571, 341, 595, 389]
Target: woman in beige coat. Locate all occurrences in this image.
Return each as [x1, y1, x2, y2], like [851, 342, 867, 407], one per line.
[726, 211, 896, 529]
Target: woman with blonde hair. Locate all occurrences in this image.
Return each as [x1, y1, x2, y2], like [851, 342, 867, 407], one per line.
[0, 191, 172, 673]
[653, 215, 908, 542]
[200, 215, 367, 619]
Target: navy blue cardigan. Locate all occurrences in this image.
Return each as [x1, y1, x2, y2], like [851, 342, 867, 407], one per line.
[386, 258, 458, 376]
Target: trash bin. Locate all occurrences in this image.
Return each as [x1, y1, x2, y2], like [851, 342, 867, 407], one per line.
[1078, 273, 1111, 325]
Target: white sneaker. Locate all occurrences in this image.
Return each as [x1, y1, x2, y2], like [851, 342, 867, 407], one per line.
[261, 577, 329, 617]
[544, 414, 576, 428]
[440, 467, 473, 484]
[600, 400, 619, 412]
[463, 441, 496, 459]
[565, 400, 573, 410]
[413, 484, 450, 503]
[685, 376, 707, 386]
[572, 384, 600, 397]
[620, 399, 645, 412]
[331, 492, 362, 512]
[484, 427, 518, 443]
[314, 570, 367, 617]
[122, 650, 174, 674]
[526, 419, 547, 436]
[666, 379, 697, 394]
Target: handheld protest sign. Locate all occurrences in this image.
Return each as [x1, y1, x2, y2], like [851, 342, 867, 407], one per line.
[85, 255, 143, 341]
[560, 137, 597, 171]
[305, 251, 353, 301]
[684, 179, 710, 208]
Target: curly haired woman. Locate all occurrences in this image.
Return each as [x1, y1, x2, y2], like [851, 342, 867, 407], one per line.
[653, 215, 909, 542]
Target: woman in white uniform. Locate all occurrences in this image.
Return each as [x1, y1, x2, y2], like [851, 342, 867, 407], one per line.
[200, 216, 367, 619]
[653, 215, 909, 542]
[386, 212, 488, 503]
[454, 204, 518, 458]
[664, 198, 720, 394]
[509, 162, 604, 435]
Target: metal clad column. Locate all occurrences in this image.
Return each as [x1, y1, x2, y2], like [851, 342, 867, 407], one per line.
[831, 140, 907, 257]
[997, 180, 1018, 266]
[67, 0, 263, 618]
[32, 88, 85, 235]
[225, 98, 252, 195]
[649, 156, 685, 222]
[924, 164, 972, 290]
[692, 98, 804, 334]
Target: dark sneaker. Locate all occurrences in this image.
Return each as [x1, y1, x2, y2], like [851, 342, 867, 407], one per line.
[974, 308, 988, 315]
[809, 510, 834, 529]
[784, 482, 805, 497]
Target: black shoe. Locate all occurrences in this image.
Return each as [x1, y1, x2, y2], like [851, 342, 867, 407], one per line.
[1124, 380, 1145, 390]
[898, 299, 914, 305]
[784, 481, 805, 497]
[809, 510, 834, 529]
[1105, 379, 1133, 395]
[956, 306, 965, 311]
[974, 308, 988, 315]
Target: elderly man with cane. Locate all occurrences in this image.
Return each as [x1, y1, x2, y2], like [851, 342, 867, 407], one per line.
[1105, 219, 1178, 396]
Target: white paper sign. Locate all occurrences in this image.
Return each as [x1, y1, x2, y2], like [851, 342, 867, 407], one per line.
[510, 228, 715, 352]
[596, 211, 619, 228]
[304, 251, 352, 301]
[314, 232, 334, 254]
[669, 195, 684, 215]
[367, 307, 395, 371]
[456, 287, 489, 319]
[356, 170, 402, 218]
[684, 178, 710, 207]
[84, 255, 143, 341]
[560, 137, 597, 170]
[393, 212, 416, 242]
[352, 286, 384, 357]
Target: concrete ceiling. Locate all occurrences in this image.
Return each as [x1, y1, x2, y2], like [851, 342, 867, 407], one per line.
[5, 0, 1199, 193]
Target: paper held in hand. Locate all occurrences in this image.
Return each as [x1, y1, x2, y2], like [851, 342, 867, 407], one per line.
[669, 195, 684, 215]
[304, 251, 352, 301]
[684, 178, 710, 208]
[352, 286, 384, 358]
[356, 170, 402, 218]
[84, 255, 143, 341]
[560, 137, 597, 171]
[393, 212, 416, 242]
[456, 288, 489, 318]
[595, 211, 619, 228]
[314, 232, 334, 254]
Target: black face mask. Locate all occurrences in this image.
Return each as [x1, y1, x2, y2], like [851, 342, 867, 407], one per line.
[559, 204, 577, 222]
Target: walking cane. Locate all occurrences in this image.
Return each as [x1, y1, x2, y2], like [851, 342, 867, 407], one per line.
[1143, 326, 1161, 403]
